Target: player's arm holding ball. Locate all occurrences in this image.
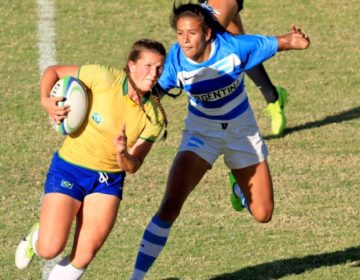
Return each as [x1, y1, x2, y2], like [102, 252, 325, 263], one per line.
[40, 65, 79, 124]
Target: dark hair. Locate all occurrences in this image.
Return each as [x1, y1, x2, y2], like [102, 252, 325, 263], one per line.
[169, 1, 227, 39]
[124, 39, 169, 140]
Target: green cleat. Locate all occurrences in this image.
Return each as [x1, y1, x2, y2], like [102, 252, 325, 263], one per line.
[264, 86, 288, 136]
[15, 223, 39, 269]
[228, 172, 246, 212]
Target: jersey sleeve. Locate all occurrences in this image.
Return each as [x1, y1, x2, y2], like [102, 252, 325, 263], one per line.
[78, 64, 119, 92]
[139, 123, 162, 143]
[236, 35, 278, 71]
[139, 97, 165, 143]
[158, 45, 179, 91]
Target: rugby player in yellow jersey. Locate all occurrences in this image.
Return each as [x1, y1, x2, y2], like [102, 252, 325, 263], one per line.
[15, 39, 168, 280]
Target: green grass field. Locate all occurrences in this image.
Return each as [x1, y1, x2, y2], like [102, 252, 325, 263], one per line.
[1, 0, 359, 279]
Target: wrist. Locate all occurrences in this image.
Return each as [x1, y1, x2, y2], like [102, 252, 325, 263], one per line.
[118, 149, 128, 157]
[277, 35, 291, 51]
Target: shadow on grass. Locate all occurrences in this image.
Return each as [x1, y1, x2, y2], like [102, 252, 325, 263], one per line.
[264, 106, 360, 140]
[210, 246, 360, 280]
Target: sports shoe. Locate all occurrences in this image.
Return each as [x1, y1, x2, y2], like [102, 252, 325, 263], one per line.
[15, 223, 39, 269]
[228, 172, 247, 212]
[264, 86, 289, 136]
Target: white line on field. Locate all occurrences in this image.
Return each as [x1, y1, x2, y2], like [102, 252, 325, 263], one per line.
[37, 0, 57, 76]
[36, 0, 60, 279]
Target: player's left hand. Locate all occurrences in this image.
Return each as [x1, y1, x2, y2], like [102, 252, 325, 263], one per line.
[290, 24, 310, 49]
[114, 124, 128, 155]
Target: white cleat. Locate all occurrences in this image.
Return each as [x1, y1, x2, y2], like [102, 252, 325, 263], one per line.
[15, 223, 39, 269]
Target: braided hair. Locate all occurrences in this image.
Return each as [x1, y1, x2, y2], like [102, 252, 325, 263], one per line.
[124, 39, 169, 140]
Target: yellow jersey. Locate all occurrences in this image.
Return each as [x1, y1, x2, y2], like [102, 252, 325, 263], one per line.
[58, 64, 164, 172]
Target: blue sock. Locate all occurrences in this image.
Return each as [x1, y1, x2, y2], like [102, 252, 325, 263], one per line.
[130, 215, 172, 280]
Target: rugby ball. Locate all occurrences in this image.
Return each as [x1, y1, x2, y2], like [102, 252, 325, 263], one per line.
[50, 76, 88, 135]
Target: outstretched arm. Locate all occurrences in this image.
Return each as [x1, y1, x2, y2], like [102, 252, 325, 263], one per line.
[277, 25, 310, 51]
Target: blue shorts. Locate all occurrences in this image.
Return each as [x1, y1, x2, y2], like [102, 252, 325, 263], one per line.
[44, 152, 126, 201]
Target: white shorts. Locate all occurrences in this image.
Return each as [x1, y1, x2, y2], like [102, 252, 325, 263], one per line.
[179, 108, 268, 169]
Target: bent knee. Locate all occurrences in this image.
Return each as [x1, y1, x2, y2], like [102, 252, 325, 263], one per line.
[251, 206, 273, 223]
[37, 239, 66, 260]
[37, 245, 64, 260]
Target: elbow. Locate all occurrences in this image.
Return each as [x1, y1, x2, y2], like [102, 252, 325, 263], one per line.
[125, 167, 138, 174]
[116, 155, 143, 174]
[120, 161, 143, 174]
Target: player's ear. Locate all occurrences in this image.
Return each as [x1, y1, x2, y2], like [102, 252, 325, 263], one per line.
[205, 27, 212, 42]
[128, 61, 136, 73]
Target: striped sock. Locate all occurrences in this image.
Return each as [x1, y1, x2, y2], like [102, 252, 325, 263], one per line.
[130, 215, 172, 280]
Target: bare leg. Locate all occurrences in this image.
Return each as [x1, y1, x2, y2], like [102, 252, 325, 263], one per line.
[206, 0, 244, 34]
[157, 151, 211, 222]
[37, 193, 82, 259]
[70, 193, 120, 268]
[130, 151, 211, 279]
[231, 160, 274, 223]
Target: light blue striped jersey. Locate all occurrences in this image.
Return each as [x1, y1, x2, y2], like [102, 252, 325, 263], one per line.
[159, 31, 278, 122]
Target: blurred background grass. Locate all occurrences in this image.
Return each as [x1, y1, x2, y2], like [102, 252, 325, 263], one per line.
[0, 0, 359, 279]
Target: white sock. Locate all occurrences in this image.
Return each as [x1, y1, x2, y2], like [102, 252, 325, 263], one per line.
[48, 256, 85, 280]
[130, 269, 146, 280]
[31, 228, 39, 256]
